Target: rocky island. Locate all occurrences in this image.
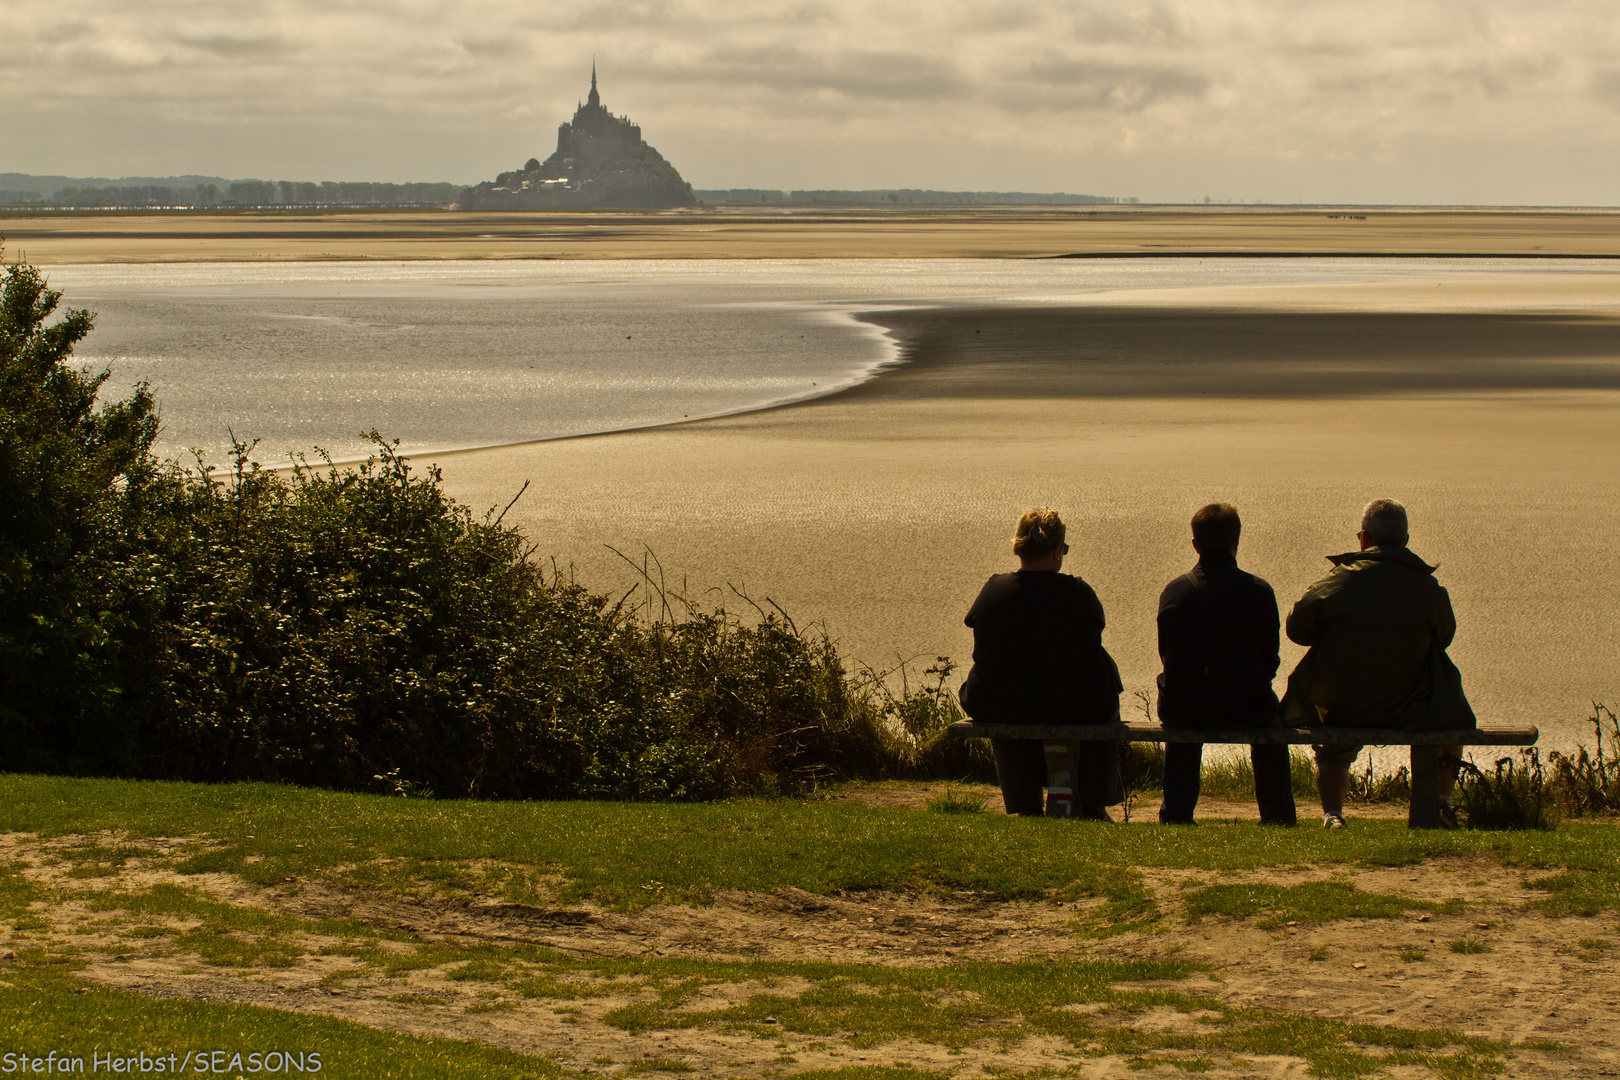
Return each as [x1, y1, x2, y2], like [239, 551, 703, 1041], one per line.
[461, 67, 696, 210]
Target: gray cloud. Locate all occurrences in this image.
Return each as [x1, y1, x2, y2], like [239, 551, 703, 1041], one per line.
[172, 33, 302, 60]
[667, 45, 968, 102]
[2, 0, 1619, 202]
[1016, 58, 1209, 111]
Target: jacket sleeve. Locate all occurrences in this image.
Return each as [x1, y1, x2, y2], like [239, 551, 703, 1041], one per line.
[1156, 577, 1197, 677]
[1259, 581, 1282, 680]
[1284, 572, 1335, 647]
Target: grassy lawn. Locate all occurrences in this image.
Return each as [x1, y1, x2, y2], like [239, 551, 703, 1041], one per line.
[1, 774, 1615, 915]
[1, 966, 562, 1079]
[1, 773, 1614, 1079]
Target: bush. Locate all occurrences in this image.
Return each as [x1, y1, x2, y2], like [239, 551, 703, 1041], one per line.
[0, 248, 969, 799]
[0, 253, 165, 773]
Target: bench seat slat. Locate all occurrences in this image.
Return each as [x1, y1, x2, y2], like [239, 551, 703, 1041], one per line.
[944, 719, 1538, 746]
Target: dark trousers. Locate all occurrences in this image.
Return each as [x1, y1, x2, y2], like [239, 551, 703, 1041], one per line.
[1158, 716, 1297, 825]
[991, 737, 1124, 817]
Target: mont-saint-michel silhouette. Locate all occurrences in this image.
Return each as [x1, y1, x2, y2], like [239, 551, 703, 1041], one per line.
[461, 67, 696, 210]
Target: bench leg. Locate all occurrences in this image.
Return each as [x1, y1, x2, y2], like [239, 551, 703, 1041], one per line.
[1409, 745, 1440, 829]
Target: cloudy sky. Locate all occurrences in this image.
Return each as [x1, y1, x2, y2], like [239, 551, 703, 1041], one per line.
[4, 0, 1619, 204]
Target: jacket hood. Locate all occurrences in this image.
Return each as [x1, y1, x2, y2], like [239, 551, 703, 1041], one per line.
[1325, 545, 1437, 575]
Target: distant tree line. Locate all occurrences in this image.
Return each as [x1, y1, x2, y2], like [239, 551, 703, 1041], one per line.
[696, 189, 1136, 207]
[0, 181, 463, 209]
[0, 184, 223, 208]
[241, 181, 464, 207]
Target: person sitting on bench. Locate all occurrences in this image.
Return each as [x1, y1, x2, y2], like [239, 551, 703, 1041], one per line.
[1282, 498, 1475, 829]
[958, 508, 1125, 819]
[1156, 503, 1297, 826]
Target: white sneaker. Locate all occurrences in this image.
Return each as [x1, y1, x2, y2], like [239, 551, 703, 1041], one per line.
[1323, 813, 1346, 830]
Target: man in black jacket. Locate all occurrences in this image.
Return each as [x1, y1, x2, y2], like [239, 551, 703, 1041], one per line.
[1155, 504, 1296, 825]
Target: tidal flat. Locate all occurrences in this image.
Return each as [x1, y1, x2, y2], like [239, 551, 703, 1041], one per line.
[436, 273, 1620, 751]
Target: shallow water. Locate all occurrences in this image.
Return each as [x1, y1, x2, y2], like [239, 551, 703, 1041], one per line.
[47, 257, 1615, 465]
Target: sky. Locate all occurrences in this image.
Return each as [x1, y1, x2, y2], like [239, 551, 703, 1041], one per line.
[3, 0, 1620, 204]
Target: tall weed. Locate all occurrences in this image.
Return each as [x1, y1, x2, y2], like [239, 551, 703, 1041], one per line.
[1544, 704, 1620, 816]
[1456, 750, 1559, 830]
[1455, 704, 1619, 828]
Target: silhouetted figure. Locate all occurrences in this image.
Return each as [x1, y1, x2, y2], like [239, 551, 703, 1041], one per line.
[1282, 498, 1475, 829]
[1155, 504, 1296, 825]
[959, 508, 1124, 818]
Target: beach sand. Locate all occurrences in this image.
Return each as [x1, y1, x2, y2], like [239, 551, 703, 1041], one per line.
[433, 274, 1620, 750]
[8, 207, 1620, 263]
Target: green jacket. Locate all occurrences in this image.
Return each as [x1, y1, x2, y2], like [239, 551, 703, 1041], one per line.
[1282, 546, 1464, 728]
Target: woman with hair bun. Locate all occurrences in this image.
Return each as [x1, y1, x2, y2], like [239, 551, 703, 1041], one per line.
[958, 508, 1125, 818]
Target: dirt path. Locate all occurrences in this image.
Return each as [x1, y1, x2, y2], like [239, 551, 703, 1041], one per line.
[4, 813, 1616, 1079]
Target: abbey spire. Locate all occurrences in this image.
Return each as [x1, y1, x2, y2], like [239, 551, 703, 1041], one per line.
[461, 62, 695, 209]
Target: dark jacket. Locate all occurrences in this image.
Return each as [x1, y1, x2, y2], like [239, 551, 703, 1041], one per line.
[1282, 545, 1464, 728]
[958, 570, 1123, 725]
[1156, 551, 1281, 729]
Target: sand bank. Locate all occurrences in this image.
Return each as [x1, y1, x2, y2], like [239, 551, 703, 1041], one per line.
[8, 208, 1620, 264]
[433, 276, 1620, 748]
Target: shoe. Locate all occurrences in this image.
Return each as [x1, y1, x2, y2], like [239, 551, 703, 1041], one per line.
[1079, 805, 1115, 822]
[1322, 813, 1345, 829]
[1437, 802, 1459, 829]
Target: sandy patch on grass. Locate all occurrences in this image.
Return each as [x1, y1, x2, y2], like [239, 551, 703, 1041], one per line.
[4, 817, 1617, 1078]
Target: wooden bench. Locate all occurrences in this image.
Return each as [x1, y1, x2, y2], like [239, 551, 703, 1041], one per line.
[945, 720, 1540, 828]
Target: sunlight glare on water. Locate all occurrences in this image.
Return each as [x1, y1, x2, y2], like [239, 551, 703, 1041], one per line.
[45, 256, 1595, 464]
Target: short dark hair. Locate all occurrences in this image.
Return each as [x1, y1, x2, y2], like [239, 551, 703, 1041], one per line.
[1360, 498, 1409, 547]
[1191, 503, 1241, 552]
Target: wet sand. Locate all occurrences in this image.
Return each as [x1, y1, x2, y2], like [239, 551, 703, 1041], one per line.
[8, 207, 1620, 263]
[433, 275, 1620, 750]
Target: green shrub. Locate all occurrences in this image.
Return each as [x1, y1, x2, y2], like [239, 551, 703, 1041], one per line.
[0, 252, 165, 773]
[0, 248, 964, 800]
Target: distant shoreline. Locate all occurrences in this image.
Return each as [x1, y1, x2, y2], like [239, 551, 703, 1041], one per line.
[9, 208, 1620, 264]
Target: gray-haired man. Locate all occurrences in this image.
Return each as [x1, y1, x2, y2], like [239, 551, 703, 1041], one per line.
[1282, 499, 1474, 828]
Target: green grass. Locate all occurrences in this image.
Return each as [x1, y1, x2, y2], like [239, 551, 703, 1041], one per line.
[1195, 748, 1319, 800]
[3, 774, 1616, 918]
[1182, 881, 1453, 928]
[923, 786, 988, 814]
[1449, 938, 1492, 955]
[0, 774, 1566, 1079]
[560, 954, 1504, 1077]
[0, 968, 562, 1079]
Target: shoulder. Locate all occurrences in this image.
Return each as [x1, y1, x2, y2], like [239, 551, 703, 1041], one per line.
[1158, 568, 1200, 605]
[1240, 568, 1277, 597]
[1061, 572, 1101, 599]
[1291, 563, 1348, 608]
[970, 572, 1019, 603]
